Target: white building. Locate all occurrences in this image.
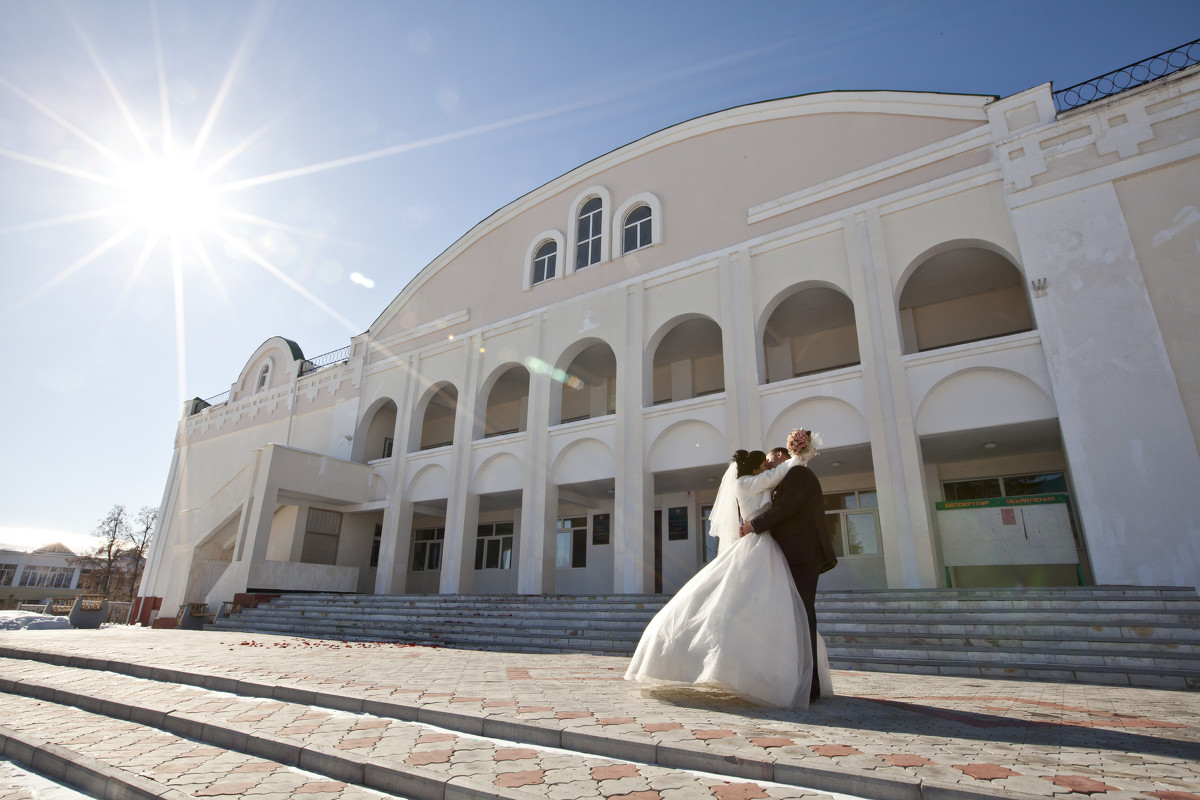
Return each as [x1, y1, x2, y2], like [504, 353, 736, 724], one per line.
[1, 543, 83, 609]
[134, 53, 1200, 625]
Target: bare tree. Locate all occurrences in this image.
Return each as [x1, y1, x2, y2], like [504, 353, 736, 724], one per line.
[73, 505, 130, 596]
[123, 506, 157, 600]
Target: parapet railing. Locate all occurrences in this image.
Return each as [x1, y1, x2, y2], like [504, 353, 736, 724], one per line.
[1053, 38, 1200, 112]
[299, 345, 352, 376]
[190, 345, 352, 415]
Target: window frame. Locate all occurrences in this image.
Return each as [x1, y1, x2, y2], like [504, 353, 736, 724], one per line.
[255, 362, 271, 393]
[411, 527, 445, 573]
[612, 192, 662, 256]
[524, 231, 564, 290]
[823, 489, 882, 559]
[474, 522, 514, 571]
[555, 516, 588, 569]
[565, 186, 611, 276]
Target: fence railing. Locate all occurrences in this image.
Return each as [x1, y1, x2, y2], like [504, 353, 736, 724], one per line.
[1053, 38, 1200, 112]
[300, 346, 352, 376]
[190, 345, 353, 416]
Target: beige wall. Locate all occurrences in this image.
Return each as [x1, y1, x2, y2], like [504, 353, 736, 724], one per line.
[1114, 155, 1200, 450]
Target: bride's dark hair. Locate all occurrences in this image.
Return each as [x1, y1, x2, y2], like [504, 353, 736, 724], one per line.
[732, 449, 767, 477]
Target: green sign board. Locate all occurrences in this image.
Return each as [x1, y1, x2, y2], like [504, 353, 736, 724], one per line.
[935, 493, 1068, 511]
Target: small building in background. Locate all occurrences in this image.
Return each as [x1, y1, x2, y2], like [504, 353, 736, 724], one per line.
[0, 543, 83, 610]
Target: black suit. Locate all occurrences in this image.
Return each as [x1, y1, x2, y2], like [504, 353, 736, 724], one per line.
[748, 464, 836, 699]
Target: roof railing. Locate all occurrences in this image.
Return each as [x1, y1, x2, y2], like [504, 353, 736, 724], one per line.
[1053, 38, 1200, 112]
[299, 345, 352, 376]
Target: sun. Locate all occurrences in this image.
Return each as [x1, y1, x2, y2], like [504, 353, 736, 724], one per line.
[115, 153, 219, 237]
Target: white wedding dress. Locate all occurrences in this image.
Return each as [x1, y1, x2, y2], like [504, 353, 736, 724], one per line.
[625, 458, 832, 708]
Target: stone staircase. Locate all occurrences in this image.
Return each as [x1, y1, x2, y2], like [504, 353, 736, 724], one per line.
[818, 586, 1200, 689]
[210, 586, 1200, 689]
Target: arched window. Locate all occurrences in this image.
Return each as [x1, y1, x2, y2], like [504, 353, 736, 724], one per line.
[532, 240, 557, 285]
[255, 364, 270, 393]
[623, 205, 652, 253]
[576, 197, 603, 269]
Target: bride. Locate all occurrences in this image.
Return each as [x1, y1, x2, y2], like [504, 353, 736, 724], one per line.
[624, 437, 831, 708]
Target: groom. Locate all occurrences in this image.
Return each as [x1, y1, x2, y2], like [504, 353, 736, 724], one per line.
[739, 430, 836, 700]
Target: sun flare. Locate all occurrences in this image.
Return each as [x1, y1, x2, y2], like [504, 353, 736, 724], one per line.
[116, 154, 219, 237]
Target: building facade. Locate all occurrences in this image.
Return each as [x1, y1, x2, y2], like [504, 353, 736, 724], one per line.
[136, 61, 1200, 623]
[1, 544, 84, 609]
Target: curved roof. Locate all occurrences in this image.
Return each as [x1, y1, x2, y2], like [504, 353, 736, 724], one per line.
[369, 89, 995, 343]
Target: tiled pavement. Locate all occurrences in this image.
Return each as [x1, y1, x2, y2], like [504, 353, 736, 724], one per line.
[0, 629, 1197, 800]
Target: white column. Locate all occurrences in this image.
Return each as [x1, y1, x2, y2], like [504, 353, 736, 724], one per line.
[1010, 183, 1200, 589]
[721, 247, 764, 448]
[614, 285, 653, 593]
[845, 211, 939, 588]
[440, 337, 483, 594]
[375, 354, 418, 595]
[519, 318, 555, 594]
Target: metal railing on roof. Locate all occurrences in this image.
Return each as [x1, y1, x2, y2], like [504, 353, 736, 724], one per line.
[1053, 38, 1200, 112]
[299, 345, 351, 376]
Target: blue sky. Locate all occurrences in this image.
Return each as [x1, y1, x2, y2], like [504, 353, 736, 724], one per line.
[2, 0, 1197, 553]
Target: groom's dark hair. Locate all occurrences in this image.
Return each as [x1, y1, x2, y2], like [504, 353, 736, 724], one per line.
[770, 446, 788, 461]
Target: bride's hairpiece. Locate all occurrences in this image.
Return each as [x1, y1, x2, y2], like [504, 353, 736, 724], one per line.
[787, 428, 823, 463]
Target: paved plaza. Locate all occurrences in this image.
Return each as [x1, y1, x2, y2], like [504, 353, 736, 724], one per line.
[0, 627, 1197, 800]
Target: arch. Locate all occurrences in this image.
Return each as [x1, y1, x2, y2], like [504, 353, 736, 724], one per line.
[409, 381, 459, 453]
[476, 363, 530, 439]
[550, 338, 618, 425]
[406, 463, 451, 501]
[353, 397, 398, 463]
[565, 185, 612, 275]
[523, 230, 564, 290]
[646, 419, 729, 473]
[897, 238, 1024, 293]
[897, 240, 1033, 355]
[232, 336, 304, 401]
[764, 396, 870, 450]
[474, 452, 525, 494]
[645, 314, 724, 407]
[552, 438, 617, 484]
[759, 282, 860, 384]
[613, 192, 662, 255]
[915, 368, 1056, 436]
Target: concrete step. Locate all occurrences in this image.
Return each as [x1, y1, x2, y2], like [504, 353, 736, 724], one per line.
[213, 618, 640, 654]
[210, 588, 1200, 688]
[0, 655, 855, 800]
[0, 682, 397, 800]
[830, 655, 1199, 690]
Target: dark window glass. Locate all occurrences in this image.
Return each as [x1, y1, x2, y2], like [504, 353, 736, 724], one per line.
[943, 479, 1002, 501]
[823, 492, 856, 511]
[1003, 472, 1067, 496]
[623, 205, 652, 253]
[533, 241, 557, 284]
[576, 198, 603, 269]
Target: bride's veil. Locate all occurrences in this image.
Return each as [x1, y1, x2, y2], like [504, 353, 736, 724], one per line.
[707, 461, 741, 557]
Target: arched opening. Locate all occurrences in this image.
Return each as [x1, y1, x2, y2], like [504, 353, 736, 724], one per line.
[557, 342, 617, 424]
[762, 286, 859, 382]
[358, 400, 397, 462]
[898, 246, 1033, 354]
[480, 365, 530, 439]
[413, 383, 458, 452]
[649, 317, 724, 406]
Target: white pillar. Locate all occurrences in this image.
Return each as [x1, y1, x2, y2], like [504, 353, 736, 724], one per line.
[1010, 183, 1200, 589]
[440, 337, 483, 594]
[845, 211, 938, 588]
[614, 285, 653, 593]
